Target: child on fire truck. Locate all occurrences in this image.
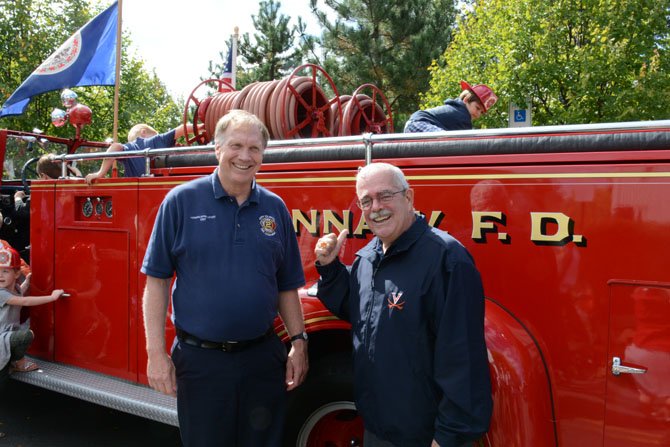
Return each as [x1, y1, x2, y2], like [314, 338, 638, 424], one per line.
[0, 244, 64, 378]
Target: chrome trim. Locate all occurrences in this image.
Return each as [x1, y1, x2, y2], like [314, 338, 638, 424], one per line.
[11, 356, 177, 426]
[612, 356, 647, 376]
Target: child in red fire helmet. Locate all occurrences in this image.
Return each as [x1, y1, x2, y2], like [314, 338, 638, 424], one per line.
[0, 245, 64, 377]
[404, 80, 498, 132]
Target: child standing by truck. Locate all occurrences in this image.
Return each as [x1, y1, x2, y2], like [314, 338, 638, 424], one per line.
[0, 244, 64, 379]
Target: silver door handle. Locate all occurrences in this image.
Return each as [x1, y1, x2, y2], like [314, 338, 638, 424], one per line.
[612, 357, 647, 376]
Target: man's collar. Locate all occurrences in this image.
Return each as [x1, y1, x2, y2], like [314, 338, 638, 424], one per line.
[358, 215, 428, 260]
[211, 168, 259, 203]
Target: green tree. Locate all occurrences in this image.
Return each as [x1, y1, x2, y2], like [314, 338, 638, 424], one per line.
[424, 0, 670, 127]
[0, 0, 181, 143]
[0, 0, 90, 133]
[203, 1, 310, 89]
[310, 0, 458, 127]
[239, 0, 305, 84]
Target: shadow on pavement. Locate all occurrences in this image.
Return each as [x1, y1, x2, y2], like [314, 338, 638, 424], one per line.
[0, 378, 182, 446]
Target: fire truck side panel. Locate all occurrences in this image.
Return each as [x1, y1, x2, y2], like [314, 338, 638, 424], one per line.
[6, 122, 669, 445]
[49, 182, 140, 380]
[604, 281, 670, 447]
[26, 181, 58, 359]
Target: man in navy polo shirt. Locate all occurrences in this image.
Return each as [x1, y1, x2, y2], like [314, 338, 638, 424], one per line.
[141, 110, 308, 446]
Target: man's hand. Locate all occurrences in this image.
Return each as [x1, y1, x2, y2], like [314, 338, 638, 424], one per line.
[147, 351, 177, 397]
[314, 230, 348, 266]
[285, 340, 308, 391]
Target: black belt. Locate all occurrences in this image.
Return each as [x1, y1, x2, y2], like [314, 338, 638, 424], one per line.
[176, 327, 274, 352]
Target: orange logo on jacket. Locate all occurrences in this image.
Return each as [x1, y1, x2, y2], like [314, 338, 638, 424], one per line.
[387, 292, 405, 310]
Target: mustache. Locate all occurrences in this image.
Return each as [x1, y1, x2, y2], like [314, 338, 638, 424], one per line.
[368, 209, 392, 221]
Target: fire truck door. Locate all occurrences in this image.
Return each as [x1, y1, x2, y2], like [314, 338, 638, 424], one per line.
[604, 282, 670, 446]
[52, 187, 139, 382]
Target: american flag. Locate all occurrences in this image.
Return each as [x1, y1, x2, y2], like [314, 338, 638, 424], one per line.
[221, 31, 238, 89]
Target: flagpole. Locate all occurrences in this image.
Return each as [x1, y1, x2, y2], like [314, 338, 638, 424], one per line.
[112, 0, 123, 142]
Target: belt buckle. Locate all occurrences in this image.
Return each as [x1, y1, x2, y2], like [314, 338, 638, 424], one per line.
[221, 341, 238, 352]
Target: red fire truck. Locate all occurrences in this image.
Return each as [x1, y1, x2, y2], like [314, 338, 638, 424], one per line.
[1, 119, 669, 446]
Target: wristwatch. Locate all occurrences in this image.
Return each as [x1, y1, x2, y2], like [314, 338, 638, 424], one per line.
[290, 331, 309, 343]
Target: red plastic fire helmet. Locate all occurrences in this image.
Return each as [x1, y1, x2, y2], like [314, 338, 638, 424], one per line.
[0, 245, 21, 269]
[460, 80, 498, 113]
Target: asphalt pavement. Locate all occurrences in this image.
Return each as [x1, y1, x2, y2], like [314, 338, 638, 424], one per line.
[0, 379, 182, 446]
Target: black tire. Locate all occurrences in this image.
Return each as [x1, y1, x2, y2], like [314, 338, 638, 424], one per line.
[284, 352, 363, 447]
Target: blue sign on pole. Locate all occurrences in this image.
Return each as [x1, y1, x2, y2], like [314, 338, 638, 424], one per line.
[509, 101, 532, 127]
[514, 110, 526, 122]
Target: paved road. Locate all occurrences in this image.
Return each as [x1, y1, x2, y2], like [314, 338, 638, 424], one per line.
[0, 379, 182, 446]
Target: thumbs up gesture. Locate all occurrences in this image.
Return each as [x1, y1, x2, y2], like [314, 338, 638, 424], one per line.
[314, 230, 348, 266]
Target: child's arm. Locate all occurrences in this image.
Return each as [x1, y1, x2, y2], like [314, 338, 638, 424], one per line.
[85, 143, 124, 185]
[174, 123, 204, 141]
[173, 123, 193, 140]
[7, 289, 65, 306]
[67, 163, 83, 177]
[19, 272, 32, 296]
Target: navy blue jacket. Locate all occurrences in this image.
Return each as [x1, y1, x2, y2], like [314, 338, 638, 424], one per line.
[406, 99, 473, 131]
[316, 217, 492, 446]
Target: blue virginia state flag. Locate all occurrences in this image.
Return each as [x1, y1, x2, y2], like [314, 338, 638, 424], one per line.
[0, 2, 118, 117]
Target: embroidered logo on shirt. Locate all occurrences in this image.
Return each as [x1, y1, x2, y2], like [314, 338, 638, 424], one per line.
[259, 215, 277, 236]
[189, 215, 216, 222]
[387, 291, 405, 310]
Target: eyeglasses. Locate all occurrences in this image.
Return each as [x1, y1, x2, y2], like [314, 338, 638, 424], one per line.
[357, 189, 406, 210]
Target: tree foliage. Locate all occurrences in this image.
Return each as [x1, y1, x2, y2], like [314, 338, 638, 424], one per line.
[424, 0, 670, 127]
[309, 0, 458, 125]
[204, 0, 311, 89]
[203, 0, 458, 129]
[0, 0, 181, 143]
[239, 0, 306, 84]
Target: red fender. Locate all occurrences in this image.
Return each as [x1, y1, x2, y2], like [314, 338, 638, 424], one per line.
[484, 298, 558, 446]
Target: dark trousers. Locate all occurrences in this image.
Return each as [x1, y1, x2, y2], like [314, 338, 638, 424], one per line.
[0, 329, 34, 382]
[171, 334, 287, 447]
[364, 429, 397, 446]
[364, 429, 476, 447]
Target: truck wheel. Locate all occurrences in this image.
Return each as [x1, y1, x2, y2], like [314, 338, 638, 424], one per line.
[285, 354, 363, 447]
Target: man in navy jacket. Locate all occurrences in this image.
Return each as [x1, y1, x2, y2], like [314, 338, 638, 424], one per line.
[315, 162, 492, 446]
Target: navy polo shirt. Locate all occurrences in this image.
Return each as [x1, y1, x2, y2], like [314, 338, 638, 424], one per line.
[141, 170, 305, 341]
[122, 129, 176, 177]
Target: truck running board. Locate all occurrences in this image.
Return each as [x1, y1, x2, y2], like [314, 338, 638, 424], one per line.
[11, 357, 178, 427]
